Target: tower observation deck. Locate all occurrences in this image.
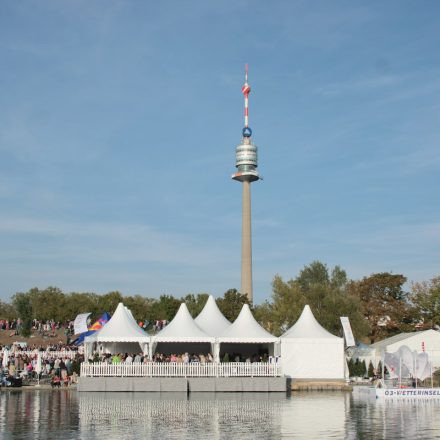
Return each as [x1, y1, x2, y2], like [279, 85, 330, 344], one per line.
[231, 65, 260, 303]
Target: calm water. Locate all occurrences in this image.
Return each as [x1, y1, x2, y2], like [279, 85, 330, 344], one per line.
[1, 390, 440, 439]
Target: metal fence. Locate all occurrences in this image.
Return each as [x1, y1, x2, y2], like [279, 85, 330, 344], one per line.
[80, 362, 282, 378]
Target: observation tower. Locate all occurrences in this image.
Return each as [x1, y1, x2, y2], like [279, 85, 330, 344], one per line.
[231, 65, 260, 304]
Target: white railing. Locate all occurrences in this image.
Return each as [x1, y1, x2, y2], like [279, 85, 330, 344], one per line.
[0, 350, 78, 359]
[80, 362, 282, 378]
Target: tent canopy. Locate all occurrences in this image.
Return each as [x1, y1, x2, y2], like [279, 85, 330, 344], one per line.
[281, 305, 341, 340]
[85, 302, 149, 343]
[194, 295, 231, 337]
[152, 303, 214, 343]
[218, 304, 278, 343]
[280, 305, 345, 379]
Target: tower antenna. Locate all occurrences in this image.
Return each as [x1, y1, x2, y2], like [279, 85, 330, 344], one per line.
[242, 64, 252, 137]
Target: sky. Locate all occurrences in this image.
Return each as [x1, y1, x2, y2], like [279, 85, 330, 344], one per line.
[1, 0, 439, 303]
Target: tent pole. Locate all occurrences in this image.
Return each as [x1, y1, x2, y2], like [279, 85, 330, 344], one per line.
[381, 350, 385, 383]
[399, 357, 401, 389]
[431, 362, 433, 388]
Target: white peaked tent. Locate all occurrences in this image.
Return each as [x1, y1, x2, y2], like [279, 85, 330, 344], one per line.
[151, 303, 215, 358]
[194, 295, 231, 337]
[218, 304, 278, 360]
[280, 305, 345, 379]
[84, 302, 150, 358]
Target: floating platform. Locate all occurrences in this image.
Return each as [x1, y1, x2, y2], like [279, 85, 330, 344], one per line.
[290, 379, 350, 391]
[78, 377, 287, 393]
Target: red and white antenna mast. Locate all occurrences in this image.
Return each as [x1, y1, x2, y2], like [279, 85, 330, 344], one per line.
[242, 64, 252, 138]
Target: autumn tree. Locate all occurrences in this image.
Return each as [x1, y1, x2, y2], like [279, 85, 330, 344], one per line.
[348, 273, 414, 342]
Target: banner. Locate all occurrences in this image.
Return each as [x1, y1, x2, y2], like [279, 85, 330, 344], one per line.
[340, 317, 355, 347]
[74, 312, 91, 335]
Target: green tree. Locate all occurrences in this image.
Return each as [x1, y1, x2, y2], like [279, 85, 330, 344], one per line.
[216, 289, 249, 322]
[12, 292, 33, 337]
[97, 291, 124, 316]
[270, 275, 305, 335]
[410, 276, 440, 329]
[150, 295, 181, 321]
[62, 292, 100, 322]
[361, 360, 367, 378]
[368, 361, 375, 378]
[269, 262, 369, 338]
[0, 300, 16, 320]
[347, 358, 354, 377]
[348, 273, 414, 342]
[182, 293, 209, 318]
[253, 301, 275, 333]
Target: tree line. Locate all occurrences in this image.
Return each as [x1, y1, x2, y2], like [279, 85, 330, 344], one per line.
[1, 261, 439, 343]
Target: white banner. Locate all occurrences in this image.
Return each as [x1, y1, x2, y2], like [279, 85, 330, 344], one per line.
[74, 312, 91, 335]
[340, 317, 355, 347]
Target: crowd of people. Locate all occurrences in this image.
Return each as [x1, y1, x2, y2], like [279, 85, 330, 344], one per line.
[89, 352, 214, 364]
[87, 352, 270, 364]
[0, 343, 83, 388]
[0, 319, 75, 339]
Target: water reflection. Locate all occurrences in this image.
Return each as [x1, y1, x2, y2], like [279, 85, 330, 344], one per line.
[78, 392, 284, 439]
[2, 390, 440, 439]
[348, 393, 440, 439]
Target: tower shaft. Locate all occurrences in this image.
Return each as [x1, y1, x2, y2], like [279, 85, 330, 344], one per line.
[241, 180, 253, 302]
[232, 65, 260, 305]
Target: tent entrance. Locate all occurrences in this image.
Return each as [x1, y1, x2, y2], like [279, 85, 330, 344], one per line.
[219, 343, 272, 362]
[98, 342, 145, 355]
[154, 342, 212, 356]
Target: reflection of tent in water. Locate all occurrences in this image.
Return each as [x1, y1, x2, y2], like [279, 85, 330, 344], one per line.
[72, 312, 111, 345]
[78, 392, 283, 434]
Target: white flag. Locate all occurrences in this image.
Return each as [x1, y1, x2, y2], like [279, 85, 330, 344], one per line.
[74, 312, 91, 335]
[340, 317, 355, 347]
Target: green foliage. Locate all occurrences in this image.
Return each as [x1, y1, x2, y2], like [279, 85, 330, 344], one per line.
[268, 261, 369, 338]
[216, 289, 249, 322]
[410, 277, 440, 329]
[3, 264, 438, 348]
[368, 361, 375, 378]
[150, 295, 181, 322]
[12, 292, 33, 337]
[97, 291, 124, 317]
[349, 359, 367, 378]
[182, 293, 209, 318]
[253, 301, 275, 333]
[0, 300, 16, 320]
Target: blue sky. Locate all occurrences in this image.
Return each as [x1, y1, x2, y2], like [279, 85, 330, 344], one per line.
[1, 1, 439, 303]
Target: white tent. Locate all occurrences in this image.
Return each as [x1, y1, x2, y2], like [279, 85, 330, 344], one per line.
[151, 303, 215, 358]
[217, 304, 278, 360]
[194, 295, 231, 337]
[84, 302, 150, 358]
[368, 329, 440, 369]
[280, 305, 345, 380]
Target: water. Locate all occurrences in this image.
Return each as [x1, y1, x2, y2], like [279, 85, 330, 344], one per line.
[1, 390, 440, 439]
